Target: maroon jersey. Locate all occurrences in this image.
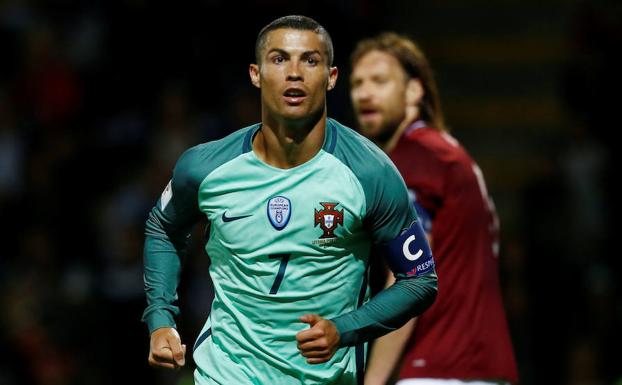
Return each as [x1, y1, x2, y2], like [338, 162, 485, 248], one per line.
[390, 122, 518, 383]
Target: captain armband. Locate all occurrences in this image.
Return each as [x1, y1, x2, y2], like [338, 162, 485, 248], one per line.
[381, 220, 435, 277]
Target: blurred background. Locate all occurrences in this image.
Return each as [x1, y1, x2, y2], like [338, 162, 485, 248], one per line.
[0, 0, 620, 384]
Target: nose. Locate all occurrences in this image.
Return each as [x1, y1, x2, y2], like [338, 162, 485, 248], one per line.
[286, 60, 303, 82]
[352, 82, 372, 102]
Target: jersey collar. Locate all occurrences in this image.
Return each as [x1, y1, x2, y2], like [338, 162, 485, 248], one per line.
[404, 119, 428, 137]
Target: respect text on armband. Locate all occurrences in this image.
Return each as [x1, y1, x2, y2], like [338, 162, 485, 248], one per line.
[414, 258, 435, 276]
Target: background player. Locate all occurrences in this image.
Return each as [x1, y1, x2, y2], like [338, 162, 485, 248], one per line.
[350, 33, 518, 385]
[143, 17, 437, 384]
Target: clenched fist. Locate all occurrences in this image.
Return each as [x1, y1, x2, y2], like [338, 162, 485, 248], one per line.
[148, 327, 186, 370]
[296, 314, 340, 364]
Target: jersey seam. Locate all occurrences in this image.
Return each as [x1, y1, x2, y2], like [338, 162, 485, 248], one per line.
[323, 152, 368, 233]
[196, 152, 252, 211]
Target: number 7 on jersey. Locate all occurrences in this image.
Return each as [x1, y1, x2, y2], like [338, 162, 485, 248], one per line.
[269, 253, 291, 294]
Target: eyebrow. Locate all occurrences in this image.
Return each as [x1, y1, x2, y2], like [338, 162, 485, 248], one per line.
[266, 48, 322, 58]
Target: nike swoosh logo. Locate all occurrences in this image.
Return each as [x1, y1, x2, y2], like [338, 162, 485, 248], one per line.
[222, 212, 252, 222]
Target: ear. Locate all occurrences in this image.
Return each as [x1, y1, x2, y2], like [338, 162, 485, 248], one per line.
[327, 66, 338, 91]
[249, 63, 261, 89]
[406, 78, 424, 107]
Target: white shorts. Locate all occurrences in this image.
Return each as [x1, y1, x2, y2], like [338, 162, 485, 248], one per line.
[397, 379, 510, 385]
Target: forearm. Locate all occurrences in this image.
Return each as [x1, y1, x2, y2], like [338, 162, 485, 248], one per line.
[330, 272, 437, 346]
[365, 317, 417, 385]
[142, 209, 190, 333]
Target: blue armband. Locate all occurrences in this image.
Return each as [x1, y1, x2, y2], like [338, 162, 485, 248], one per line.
[381, 220, 434, 277]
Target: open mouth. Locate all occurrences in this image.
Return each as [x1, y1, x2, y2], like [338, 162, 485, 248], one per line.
[283, 88, 307, 105]
[359, 108, 379, 119]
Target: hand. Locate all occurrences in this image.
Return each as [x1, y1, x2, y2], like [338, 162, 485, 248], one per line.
[148, 327, 186, 370]
[296, 314, 340, 364]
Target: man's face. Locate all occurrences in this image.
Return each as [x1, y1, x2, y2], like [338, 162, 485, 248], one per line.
[250, 28, 337, 123]
[350, 50, 409, 141]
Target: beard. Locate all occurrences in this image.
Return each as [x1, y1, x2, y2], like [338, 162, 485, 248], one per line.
[358, 112, 404, 144]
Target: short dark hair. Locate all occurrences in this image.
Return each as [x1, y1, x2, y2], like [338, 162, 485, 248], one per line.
[351, 32, 447, 132]
[255, 15, 334, 67]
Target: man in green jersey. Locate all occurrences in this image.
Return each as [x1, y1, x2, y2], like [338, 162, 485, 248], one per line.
[142, 15, 437, 385]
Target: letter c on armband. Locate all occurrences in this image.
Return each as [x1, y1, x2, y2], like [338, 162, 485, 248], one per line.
[382, 220, 434, 276]
[403, 235, 423, 261]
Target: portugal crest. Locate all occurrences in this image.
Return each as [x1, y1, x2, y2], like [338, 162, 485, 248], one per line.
[314, 202, 344, 239]
[267, 196, 291, 231]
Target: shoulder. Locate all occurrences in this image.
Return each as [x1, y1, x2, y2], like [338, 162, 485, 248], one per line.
[328, 118, 397, 177]
[398, 127, 481, 191]
[400, 127, 472, 165]
[174, 123, 259, 186]
[327, 118, 408, 211]
[393, 127, 477, 183]
[180, 123, 257, 163]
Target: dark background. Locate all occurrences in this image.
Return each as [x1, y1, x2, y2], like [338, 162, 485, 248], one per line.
[1, 1, 620, 384]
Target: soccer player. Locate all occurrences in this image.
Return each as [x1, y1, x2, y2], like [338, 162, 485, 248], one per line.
[350, 33, 518, 385]
[142, 17, 438, 385]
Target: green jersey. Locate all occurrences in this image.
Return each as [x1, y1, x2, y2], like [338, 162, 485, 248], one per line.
[143, 118, 437, 384]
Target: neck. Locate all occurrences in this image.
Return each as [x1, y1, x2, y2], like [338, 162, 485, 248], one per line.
[253, 108, 327, 169]
[379, 106, 420, 153]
